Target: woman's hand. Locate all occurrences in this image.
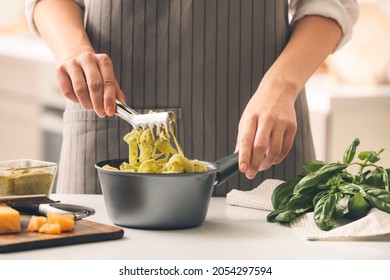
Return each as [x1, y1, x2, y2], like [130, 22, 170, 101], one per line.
[236, 76, 298, 180]
[56, 52, 125, 118]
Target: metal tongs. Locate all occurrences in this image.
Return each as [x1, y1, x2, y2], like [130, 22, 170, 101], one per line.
[115, 99, 176, 140]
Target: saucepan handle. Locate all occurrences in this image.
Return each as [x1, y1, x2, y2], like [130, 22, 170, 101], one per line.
[214, 153, 239, 186]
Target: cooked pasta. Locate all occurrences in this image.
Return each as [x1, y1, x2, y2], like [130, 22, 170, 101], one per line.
[103, 121, 207, 173]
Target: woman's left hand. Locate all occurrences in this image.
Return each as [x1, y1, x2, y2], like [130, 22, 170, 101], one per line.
[236, 76, 298, 180]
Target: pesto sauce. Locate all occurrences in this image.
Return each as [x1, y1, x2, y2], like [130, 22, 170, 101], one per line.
[0, 169, 54, 196]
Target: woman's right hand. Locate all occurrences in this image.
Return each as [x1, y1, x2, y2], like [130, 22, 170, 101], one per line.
[55, 51, 125, 118]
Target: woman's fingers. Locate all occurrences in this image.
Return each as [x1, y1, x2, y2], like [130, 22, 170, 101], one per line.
[56, 59, 92, 108]
[80, 52, 105, 117]
[257, 114, 297, 171]
[238, 114, 270, 179]
[274, 124, 296, 165]
[55, 51, 123, 117]
[96, 54, 118, 116]
[55, 64, 79, 104]
[237, 117, 257, 174]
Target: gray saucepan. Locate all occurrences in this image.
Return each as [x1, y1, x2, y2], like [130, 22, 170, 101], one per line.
[95, 153, 238, 229]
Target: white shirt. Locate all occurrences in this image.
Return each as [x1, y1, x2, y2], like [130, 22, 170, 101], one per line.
[25, 0, 359, 51]
[290, 0, 359, 50]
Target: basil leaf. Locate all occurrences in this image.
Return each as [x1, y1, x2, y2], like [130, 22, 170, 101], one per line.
[303, 160, 326, 173]
[363, 168, 386, 188]
[345, 192, 371, 219]
[314, 192, 341, 231]
[338, 182, 361, 195]
[271, 175, 303, 210]
[339, 172, 354, 183]
[293, 163, 348, 195]
[286, 186, 321, 213]
[287, 186, 324, 214]
[334, 194, 350, 218]
[380, 166, 389, 192]
[274, 210, 299, 224]
[358, 151, 371, 161]
[326, 174, 345, 189]
[313, 190, 329, 207]
[367, 152, 381, 164]
[343, 138, 360, 164]
[267, 204, 288, 223]
[362, 186, 390, 214]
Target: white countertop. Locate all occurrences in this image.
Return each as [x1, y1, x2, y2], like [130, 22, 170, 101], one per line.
[1, 194, 390, 260]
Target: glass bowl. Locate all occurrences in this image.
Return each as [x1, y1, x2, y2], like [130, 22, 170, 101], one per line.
[0, 159, 58, 196]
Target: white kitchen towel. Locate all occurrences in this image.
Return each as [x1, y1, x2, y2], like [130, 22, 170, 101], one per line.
[290, 208, 390, 240]
[226, 179, 390, 241]
[226, 179, 284, 212]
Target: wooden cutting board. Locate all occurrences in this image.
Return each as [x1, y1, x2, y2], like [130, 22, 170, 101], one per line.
[0, 215, 124, 253]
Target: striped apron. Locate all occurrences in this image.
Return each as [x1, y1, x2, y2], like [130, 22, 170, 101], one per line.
[56, 0, 315, 196]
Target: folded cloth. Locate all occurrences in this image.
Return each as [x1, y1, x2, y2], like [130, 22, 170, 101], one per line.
[291, 208, 390, 240]
[226, 179, 284, 212]
[226, 179, 390, 241]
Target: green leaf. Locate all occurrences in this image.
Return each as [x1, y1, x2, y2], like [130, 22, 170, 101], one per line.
[286, 186, 320, 213]
[274, 210, 299, 224]
[362, 186, 390, 214]
[267, 202, 302, 224]
[367, 152, 381, 164]
[271, 174, 303, 210]
[345, 192, 371, 219]
[363, 167, 388, 189]
[339, 172, 354, 183]
[334, 194, 350, 218]
[303, 160, 326, 173]
[343, 138, 360, 164]
[358, 148, 384, 164]
[358, 151, 371, 161]
[293, 163, 348, 195]
[380, 166, 389, 192]
[314, 192, 341, 231]
[326, 174, 344, 189]
[338, 182, 361, 195]
[267, 205, 288, 223]
[313, 190, 330, 207]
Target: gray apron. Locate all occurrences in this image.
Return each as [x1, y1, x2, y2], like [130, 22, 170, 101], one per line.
[56, 0, 315, 196]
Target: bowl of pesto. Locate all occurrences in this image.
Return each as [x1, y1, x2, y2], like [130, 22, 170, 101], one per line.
[0, 159, 57, 196]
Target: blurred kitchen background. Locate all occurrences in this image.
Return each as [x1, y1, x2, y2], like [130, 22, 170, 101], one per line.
[1, 0, 390, 170]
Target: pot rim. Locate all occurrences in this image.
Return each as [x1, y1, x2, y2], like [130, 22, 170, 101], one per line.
[95, 157, 217, 177]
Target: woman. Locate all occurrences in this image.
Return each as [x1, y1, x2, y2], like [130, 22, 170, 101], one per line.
[26, 0, 359, 196]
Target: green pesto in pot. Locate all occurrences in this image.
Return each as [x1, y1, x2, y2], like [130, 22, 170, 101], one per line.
[0, 168, 54, 196]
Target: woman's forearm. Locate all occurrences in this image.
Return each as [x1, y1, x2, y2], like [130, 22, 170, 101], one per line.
[263, 15, 343, 100]
[33, 0, 94, 63]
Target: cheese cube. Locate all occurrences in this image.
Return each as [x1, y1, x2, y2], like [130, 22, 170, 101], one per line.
[0, 203, 21, 233]
[38, 223, 61, 234]
[47, 212, 75, 232]
[27, 215, 48, 232]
